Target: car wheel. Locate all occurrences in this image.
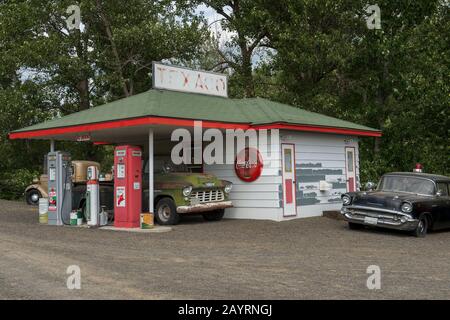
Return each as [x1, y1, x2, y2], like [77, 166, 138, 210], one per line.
[202, 209, 225, 222]
[412, 216, 428, 238]
[155, 198, 180, 225]
[26, 189, 42, 205]
[348, 222, 364, 230]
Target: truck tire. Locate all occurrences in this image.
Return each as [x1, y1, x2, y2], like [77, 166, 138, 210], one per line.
[203, 209, 225, 221]
[26, 189, 42, 205]
[155, 198, 180, 225]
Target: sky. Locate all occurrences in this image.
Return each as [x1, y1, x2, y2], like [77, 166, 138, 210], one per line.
[194, 3, 274, 68]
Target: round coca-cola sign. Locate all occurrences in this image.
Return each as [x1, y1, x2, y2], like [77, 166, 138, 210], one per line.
[234, 147, 264, 182]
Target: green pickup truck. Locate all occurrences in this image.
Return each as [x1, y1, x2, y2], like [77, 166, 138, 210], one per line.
[142, 159, 233, 225]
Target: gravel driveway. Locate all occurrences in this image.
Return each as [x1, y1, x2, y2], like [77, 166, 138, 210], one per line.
[0, 199, 449, 299]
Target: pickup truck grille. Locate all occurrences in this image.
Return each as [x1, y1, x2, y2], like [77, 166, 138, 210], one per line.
[190, 190, 224, 203]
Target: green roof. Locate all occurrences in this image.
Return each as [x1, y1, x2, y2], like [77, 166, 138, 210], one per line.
[11, 89, 380, 134]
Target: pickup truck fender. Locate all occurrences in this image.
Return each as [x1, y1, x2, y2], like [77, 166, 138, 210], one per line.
[25, 184, 48, 198]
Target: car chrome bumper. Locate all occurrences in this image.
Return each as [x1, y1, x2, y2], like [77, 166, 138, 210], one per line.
[340, 206, 419, 231]
[177, 201, 233, 214]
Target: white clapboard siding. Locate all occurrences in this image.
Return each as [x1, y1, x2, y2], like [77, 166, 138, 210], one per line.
[203, 130, 282, 221]
[204, 130, 360, 221]
[296, 153, 345, 161]
[229, 192, 279, 200]
[231, 199, 280, 208]
[207, 165, 280, 177]
[231, 184, 280, 192]
[215, 176, 282, 185]
[282, 133, 352, 146]
[292, 145, 350, 153]
[225, 207, 283, 220]
[281, 131, 359, 219]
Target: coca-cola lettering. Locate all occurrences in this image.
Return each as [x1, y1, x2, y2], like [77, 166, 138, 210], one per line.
[235, 148, 263, 182]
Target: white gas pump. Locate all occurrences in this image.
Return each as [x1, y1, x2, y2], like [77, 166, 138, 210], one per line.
[86, 166, 100, 227]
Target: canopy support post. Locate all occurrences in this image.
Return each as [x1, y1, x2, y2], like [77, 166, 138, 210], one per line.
[148, 129, 154, 214]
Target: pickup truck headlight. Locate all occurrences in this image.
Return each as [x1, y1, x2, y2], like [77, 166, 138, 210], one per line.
[182, 186, 192, 197]
[342, 194, 352, 206]
[401, 202, 413, 213]
[224, 184, 232, 193]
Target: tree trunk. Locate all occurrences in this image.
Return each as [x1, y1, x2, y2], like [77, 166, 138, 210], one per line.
[241, 51, 255, 98]
[373, 60, 389, 154]
[74, 29, 90, 110]
[76, 79, 90, 110]
[96, 0, 130, 97]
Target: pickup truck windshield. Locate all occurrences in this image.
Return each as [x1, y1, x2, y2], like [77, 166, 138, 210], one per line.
[379, 176, 435, 195]
[144, 159, 189, 174]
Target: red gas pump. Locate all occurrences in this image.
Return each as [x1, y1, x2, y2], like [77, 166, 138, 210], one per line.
[113, 145, 142, 228]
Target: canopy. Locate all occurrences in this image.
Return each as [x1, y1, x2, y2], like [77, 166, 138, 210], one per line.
[9, 89, 381, 142]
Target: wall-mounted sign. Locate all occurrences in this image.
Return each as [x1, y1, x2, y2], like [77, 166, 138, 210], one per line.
[76, 134, 91, 142]
[235, 147, 264, 182]
[152, 62, 228, 98]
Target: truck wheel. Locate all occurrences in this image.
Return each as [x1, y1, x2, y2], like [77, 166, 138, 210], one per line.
[203, 209, 225, 221]
[348, 222, 364, 230]
[412, 216, 428, 238]
[155, 198, 180, 225]
[26, 189, 41, 205]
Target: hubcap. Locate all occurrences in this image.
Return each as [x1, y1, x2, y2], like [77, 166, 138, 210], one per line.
[31, 193, 39, 202]
[158, 204, 171, 222]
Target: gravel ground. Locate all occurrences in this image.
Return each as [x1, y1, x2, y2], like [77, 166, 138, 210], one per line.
[0, 199, 449, 300]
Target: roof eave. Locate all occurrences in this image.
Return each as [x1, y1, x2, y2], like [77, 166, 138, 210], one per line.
[9, 116, 382, 140]
[252, 122, 382, 137]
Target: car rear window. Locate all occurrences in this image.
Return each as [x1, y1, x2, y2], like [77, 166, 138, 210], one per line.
[436, 182, 449, 196]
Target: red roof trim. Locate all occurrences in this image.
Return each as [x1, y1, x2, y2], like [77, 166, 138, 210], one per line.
[9, 117, 251, 139]
[9, 116, 381, 139]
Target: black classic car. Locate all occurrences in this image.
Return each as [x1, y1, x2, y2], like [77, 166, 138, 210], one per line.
[340, 172, 450, 237]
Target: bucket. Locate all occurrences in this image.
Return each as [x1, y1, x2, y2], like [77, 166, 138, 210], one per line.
[70, 211, 78, 226]
[140, 213, 154, 229]
[38, 198, 48, 224]
[39, 212, 48, 224]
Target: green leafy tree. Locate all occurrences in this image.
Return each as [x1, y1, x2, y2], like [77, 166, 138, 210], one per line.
[201, 0, 272, 97]
[0, 0, 209, 199]
[256, 0, 449, 179]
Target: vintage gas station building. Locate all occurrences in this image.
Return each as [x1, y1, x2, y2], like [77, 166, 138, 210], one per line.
[10, 64, 381, 222]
